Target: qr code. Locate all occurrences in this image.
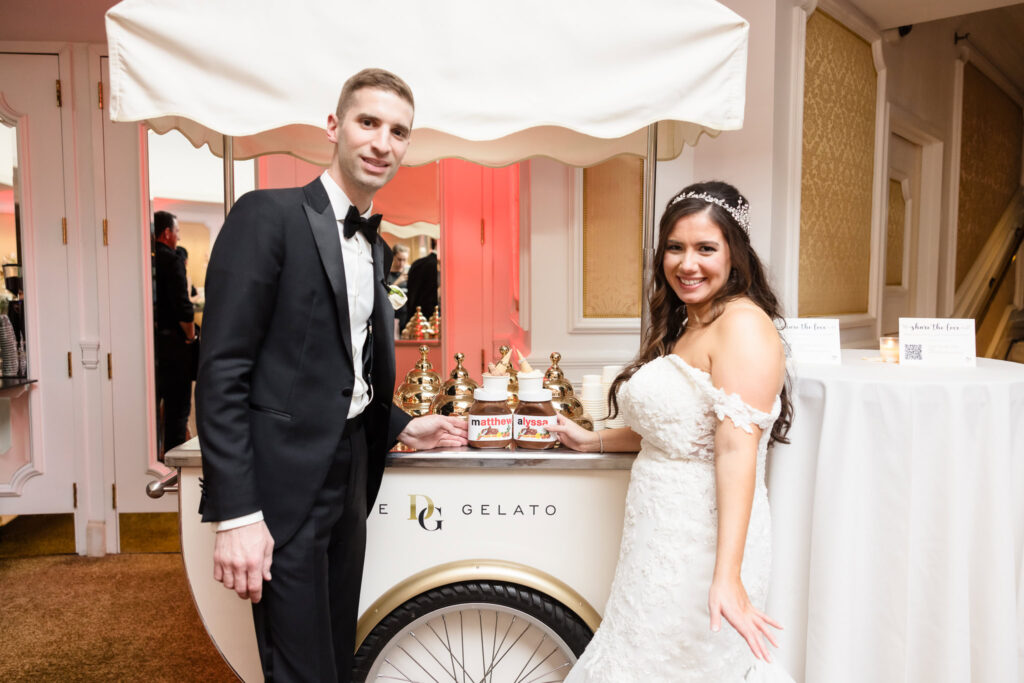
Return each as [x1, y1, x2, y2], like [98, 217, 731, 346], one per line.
[904, 344, 923, 361]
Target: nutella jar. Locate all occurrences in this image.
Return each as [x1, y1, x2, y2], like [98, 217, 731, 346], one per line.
[514, 372, 558, 450]
[468, 374, 514, 449]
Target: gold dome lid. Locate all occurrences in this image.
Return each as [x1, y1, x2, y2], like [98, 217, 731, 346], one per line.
[438, 352, 478, 397]
[394, 345, 442, 415]
[543, 351, 576, 399]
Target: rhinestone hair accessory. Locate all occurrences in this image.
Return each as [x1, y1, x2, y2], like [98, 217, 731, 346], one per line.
[670, 191, 750, 233]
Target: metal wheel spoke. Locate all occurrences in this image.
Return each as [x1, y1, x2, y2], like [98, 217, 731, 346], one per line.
[440, 614, 458, 683]
[422, 620, 474, 683]
[423, 622, 461, 682]
[517, 645, 562, 683]
[409, 631, 461, 683]
[478, 609, 486, 680]
[478, 621, 532, 681]
[380, 657, 419, 682]
[512, 633, 547, 683]
[460, 611, 467, 683]
[524, 663, 573, 683]
[523, 660, 573, 683]
[489, 610, 499, 683]
[397, 642, 441, 683]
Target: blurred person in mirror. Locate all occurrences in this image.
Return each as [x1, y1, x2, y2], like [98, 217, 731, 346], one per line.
[405, 237, 438, 320]
[552, 182, 795, 682]
[389, 243, 411, 331]
[196, 68, 467, 682]
[153, 210, 195, 453]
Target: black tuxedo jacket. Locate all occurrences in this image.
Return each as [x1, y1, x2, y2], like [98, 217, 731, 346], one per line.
[196, 178, 411, 546]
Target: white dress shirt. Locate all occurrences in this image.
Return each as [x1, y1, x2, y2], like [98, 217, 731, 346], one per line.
[217, 173, 377, 533]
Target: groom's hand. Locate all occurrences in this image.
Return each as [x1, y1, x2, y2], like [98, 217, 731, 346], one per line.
[213, 521, 274, 602]
[398, 414, 468, 450]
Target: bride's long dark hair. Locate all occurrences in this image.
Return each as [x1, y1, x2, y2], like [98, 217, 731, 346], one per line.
[608, 181, 793, 446]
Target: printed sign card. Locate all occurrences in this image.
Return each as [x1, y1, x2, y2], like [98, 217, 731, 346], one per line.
[898, 318, 976, 367]
[781, 318, 841, 364]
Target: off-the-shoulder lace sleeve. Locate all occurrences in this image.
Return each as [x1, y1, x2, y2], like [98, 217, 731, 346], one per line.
[710, 386, 779, 434]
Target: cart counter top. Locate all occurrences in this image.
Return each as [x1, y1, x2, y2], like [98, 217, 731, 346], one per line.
[165, 439, 637, 470]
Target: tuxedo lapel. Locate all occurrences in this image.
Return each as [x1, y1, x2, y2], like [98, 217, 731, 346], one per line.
[303, 181, 354, 368]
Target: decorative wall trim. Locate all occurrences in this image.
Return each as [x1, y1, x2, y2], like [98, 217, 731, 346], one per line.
[772, 0, 816, 316]
[0, 461, 41, 497]
[889, 103, 944, 318]
[518, 163, 532, 331]
[944, 58, 966, 316]
[816, 0, 881, 44]
[569, 168, 641, 334]
[799, 4, 885, 335]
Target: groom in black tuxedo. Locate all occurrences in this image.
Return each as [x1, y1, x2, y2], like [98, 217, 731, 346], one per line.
[196, 68, 467, 682]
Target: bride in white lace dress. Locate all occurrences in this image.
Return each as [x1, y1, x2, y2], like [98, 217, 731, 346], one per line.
[550, 182, 795, 682]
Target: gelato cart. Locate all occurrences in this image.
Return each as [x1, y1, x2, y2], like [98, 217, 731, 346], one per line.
[167, 442, 634, 682]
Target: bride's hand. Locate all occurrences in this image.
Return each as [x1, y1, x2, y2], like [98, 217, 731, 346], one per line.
[708, 575, 782, 662]
[546, 414, 600, 452]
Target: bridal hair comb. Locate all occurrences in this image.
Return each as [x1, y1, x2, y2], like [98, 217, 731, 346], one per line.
[670, 192, 750, 233]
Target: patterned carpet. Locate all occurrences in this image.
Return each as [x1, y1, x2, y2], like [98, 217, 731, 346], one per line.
[0, 553, 236, 681]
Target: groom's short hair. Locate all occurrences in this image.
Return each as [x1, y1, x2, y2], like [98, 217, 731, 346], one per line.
[336, 68, 415, 119]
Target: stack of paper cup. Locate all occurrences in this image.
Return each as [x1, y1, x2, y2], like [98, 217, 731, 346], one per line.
[579, 374, 606, 430]
[602, 365, 627, 429]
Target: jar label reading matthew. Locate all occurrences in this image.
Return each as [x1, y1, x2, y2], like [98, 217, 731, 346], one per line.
[514, 414, 557, 441]
[468, 414, 513, 441]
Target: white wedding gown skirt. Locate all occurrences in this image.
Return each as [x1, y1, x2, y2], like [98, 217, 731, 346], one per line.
[565, 355, 795, 682]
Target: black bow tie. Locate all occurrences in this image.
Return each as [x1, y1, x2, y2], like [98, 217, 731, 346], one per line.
[342, 205, 382, 242]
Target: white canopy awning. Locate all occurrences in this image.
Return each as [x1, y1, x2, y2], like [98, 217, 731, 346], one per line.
[105, 0, 748, 167]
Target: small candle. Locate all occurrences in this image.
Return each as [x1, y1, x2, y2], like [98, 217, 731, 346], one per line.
[879, 336, 899, 363]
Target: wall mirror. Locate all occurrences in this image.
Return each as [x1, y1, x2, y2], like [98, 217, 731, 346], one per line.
[0, 121, 26, 378]
[374, 161, 441, 343]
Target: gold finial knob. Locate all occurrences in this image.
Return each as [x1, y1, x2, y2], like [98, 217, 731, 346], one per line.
[455, 351, 464, 363]
[550, 351, 561, 363]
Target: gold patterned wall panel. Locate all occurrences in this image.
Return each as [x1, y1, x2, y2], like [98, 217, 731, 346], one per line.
[582, 156, 643, 318]
[956, 63, 1023, 287]
[799, 11, 877, 316]
[885, 179, 905, 286]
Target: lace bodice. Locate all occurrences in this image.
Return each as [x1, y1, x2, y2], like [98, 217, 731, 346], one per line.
[565, 354, 792, 683]
[618, 354, 780, 462]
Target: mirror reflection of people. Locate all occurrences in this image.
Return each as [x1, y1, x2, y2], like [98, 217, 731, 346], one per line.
[196, 69, 467, 682]
[153, 210, 195, 453]
[405, 238, 438, 319]
[552, 182, 796, 681]
[389, 244, 411, 331]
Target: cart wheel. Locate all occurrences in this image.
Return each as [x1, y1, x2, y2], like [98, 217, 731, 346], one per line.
[353, 580, 593, 682]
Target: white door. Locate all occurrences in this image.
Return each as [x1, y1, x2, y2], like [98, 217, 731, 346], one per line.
[97, 57, 177, 531]
[881, 133, 922, 334]
[0, 55, 77, 517]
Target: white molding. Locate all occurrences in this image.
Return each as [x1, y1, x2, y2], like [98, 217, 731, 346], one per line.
[773, 1, 815, 316]
[0, 460, 41, 496]
[942, 58, 966, 316]
[518, 163, 532, 331]
[815, 0, 881, 43]
[865, 48, 889, 340]
[953, 188, 1024, 318]
[889, 103, 944, 318]
[568, 168, 641, 334]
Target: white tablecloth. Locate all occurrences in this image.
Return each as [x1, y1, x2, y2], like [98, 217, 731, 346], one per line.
[767, 349, 1024, 683]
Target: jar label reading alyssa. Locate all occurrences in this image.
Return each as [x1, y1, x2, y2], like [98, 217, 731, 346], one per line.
[468, 414, 513, 441]
[514, 414, 558, 441]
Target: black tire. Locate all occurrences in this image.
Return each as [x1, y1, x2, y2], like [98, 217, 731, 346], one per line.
[353, 580, 594, 682]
